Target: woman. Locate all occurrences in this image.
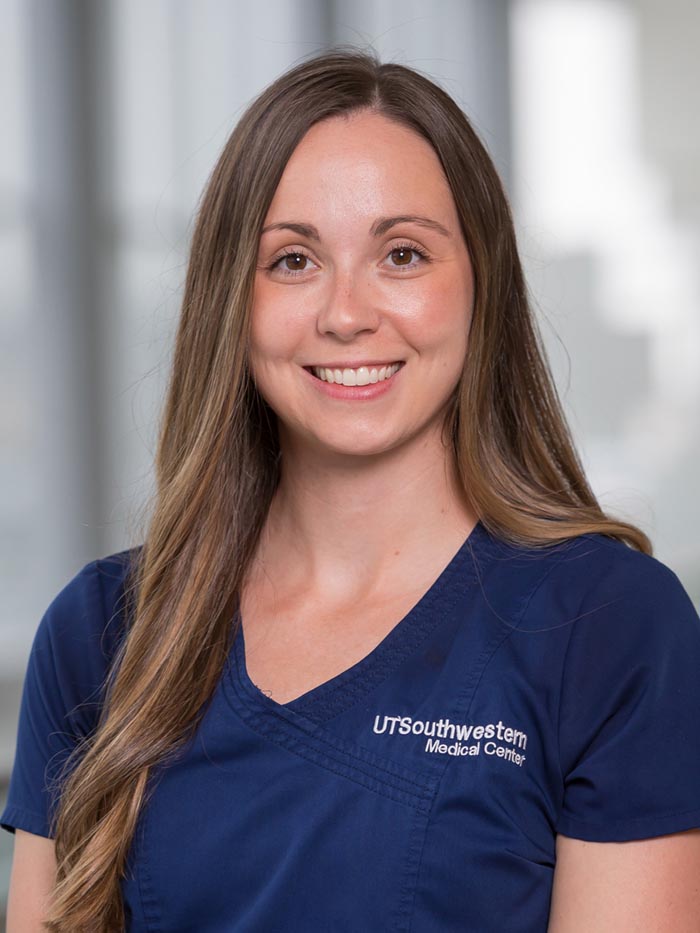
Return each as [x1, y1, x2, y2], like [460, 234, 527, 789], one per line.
[4, 46, 700, 932]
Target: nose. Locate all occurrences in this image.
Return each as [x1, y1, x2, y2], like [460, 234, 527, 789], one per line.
[316, 267, 380, 340]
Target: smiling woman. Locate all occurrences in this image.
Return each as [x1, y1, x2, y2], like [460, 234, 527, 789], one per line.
[3, 45, 700, 933]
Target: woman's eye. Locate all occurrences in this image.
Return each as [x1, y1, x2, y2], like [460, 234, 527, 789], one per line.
[388, 243, 430, 269]
[268, 251, 317, 276]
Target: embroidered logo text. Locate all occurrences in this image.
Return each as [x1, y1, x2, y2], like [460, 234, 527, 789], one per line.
[372, 714, 528, 767]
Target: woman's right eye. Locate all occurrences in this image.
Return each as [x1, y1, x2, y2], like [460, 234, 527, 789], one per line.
[268, 250, 317, 277]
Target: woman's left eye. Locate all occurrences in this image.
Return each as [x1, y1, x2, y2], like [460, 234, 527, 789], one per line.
[387, 242, 431, 269]
[267, 241, 431, 277]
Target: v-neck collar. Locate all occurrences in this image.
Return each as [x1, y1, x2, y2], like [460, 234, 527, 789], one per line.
[226, 519, 493, 724]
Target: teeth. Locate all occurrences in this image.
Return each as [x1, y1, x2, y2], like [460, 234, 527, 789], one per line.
[311, 363, 402, 386]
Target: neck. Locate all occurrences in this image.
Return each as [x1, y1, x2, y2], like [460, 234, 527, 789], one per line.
[251, 427, 477, 602]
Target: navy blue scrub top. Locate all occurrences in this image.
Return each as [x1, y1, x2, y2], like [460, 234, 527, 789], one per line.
[4, 521, 700, 931]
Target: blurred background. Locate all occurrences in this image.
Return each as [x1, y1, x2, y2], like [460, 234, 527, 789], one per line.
[1, 0, 698, 916]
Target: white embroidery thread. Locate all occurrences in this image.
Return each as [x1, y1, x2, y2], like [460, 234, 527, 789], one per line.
[372, 714, 528, 766]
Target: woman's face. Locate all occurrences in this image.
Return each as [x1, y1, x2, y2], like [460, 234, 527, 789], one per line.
[250, 109, 474, 461]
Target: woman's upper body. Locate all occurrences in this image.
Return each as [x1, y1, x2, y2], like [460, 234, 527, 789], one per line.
[5, 49, 700, 930]
[4, 524, 700, 931]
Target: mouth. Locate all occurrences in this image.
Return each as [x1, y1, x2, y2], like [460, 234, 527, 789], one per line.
[304, 361, 405, 384]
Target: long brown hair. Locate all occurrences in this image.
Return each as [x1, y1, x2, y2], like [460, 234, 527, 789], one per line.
[44, 44, 651, 930]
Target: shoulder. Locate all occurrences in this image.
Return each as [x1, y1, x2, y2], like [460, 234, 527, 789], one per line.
[517, 532, 700, 727]
[40, 545, 140, 632]
[570, 534, 697, 635]
[30, 545, 143, 693]
[560, 531, 688, 595]
[498, 531, 698, 637]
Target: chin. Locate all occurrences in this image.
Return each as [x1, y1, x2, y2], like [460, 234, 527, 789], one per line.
[291, 430, 399, 460]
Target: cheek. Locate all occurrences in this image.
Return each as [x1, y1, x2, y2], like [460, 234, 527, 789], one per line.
[399, 278, 472, 352]
[249, 295, 297, 365]
[250, 275, 312, 347]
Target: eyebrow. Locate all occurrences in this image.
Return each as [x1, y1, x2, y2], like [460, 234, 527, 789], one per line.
[260, 214, 452, 240]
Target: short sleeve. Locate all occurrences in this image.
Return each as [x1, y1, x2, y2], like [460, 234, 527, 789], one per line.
[0, 555, 130, 839]
[556, 552, 700, 842]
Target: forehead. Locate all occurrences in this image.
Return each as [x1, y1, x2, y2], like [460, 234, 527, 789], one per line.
[266, 111, 458, 224]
